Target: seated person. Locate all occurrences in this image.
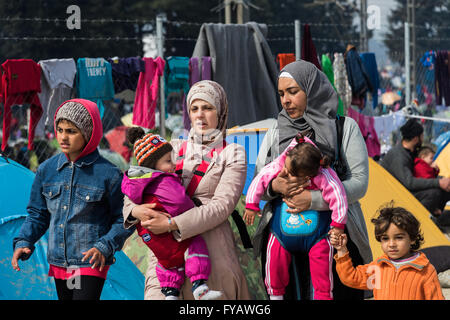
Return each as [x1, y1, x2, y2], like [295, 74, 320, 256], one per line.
[381, 119, 450, 223]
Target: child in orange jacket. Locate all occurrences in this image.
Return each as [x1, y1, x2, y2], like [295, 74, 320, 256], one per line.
[329, 204, 444, 300]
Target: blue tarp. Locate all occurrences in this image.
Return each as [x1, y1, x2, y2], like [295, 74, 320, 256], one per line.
[226, 130, 266, 195]
[434, 130, 450, 160]
[0, 156, 144, 300]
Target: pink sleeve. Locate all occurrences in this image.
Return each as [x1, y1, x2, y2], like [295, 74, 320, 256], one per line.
[312, 167, 348, 228]
[245, 137, 298, 210]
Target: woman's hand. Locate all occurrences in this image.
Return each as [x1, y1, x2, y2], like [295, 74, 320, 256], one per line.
[131, 203, 171, 222]
[271, 171, 310, 198]
[283, 190, 312, 213]
[140, 209, 177, 235]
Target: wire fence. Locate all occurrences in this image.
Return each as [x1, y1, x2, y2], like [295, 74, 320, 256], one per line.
[1, 19, 449, 173]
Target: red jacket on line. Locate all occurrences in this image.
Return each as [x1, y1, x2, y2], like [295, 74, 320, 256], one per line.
[1, 59, 42, 151]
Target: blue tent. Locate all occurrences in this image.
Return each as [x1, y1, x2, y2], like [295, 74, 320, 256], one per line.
[0, 156, 144, 300]
[433, 130, 450, 160]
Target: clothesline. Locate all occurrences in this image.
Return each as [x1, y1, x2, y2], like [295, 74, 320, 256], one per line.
[403, 113, 450, 124]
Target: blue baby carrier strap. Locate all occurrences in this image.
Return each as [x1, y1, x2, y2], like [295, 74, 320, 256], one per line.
[270, 198, 331, 253]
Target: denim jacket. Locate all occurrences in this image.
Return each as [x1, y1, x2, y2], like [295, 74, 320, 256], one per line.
[13, 149, 134, 267]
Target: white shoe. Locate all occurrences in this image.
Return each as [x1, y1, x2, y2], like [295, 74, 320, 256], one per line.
[165, 295, 179, 300]
[193, 284, 223, 300]
[269, 295, 284, 300]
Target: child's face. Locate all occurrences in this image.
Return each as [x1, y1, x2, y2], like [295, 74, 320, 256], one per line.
[155, 152, 175, 173]
[56, 120, 87, 162]
[421, 152, 434, 166]
[282, 156, 310, 184]
[380, 223, 413, 260]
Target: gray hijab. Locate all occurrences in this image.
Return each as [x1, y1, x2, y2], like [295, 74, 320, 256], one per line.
[277, 60, 338, 160]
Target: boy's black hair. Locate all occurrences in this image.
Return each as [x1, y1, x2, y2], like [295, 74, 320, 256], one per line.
[371, 202, 424, 251]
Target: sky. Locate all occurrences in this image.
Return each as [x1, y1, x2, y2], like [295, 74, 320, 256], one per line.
[365, 0, 398, 68]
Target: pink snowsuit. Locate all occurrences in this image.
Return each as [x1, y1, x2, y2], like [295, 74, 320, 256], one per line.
[121, 168, 210, 289]
[246, 136, 348, 299]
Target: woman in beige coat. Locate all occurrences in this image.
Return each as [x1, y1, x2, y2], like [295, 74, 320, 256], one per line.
[123, 80, 251, 300]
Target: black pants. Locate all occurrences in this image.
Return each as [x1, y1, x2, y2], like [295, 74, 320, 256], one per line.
[54, 276, 105, 300]
[413, 188, 450, 215]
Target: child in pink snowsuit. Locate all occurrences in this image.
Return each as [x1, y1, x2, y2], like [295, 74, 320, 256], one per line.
[121, 128, 222, 300]
[244, 134, 348, 300]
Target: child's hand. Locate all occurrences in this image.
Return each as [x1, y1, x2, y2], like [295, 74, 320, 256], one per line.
[11, 247, 32, 271]
[82, 247, 106, 271]
[243, 209, 259, 225]
[329, 227, 344, 238]
[328, 231, 348, 256]
[431, 161, 439, 170]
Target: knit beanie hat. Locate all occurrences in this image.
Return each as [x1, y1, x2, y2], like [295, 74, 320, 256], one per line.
[133, 133, 173, 167]
[400, 118, 424, 140]
[55, 101, 93, 143]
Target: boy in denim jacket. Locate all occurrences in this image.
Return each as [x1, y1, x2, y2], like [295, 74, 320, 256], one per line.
[12, 99, 133, 300]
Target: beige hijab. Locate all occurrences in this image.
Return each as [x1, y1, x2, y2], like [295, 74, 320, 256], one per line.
[186, 80, 228, 147]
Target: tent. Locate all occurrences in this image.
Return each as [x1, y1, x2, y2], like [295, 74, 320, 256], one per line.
[227, 121, 450, 273]
[226, 119, 275, 195]
[0, 156, 144, 300]
[434, 130, 450, 178]
[359, 158, 450, 272]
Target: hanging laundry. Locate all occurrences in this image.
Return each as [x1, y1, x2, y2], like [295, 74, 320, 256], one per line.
[321, 54, 344, 116]
[133, 57, 165, 129]
[360, 53, 380, 109]
[301, 24, 322, 71]
[1, 59, 43, 151]
[344, 45, 373, 110]
[76, 58, 115, 118]
[420, 51, 436, 70]
[192, 22, 280, 127]
[435, 50, 450, 106]
[374, 114, 392, 155]
[181, 56, 212, 131]
[333, 53, 352, 115]
[165, 56, 190, 100]
[347, 107, 380, 158]
[277, 53, 296, 70]
[36, 58, 76, 137]
[106, 57, 145, 93]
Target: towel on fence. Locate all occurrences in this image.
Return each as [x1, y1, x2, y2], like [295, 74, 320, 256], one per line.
[301, 24, 322, 71]
[76, 58, 115, 118]
[107, 57, 146, 93]
[333, 53, 352, 115]
[277, 53, 296, 70]
[37, 58, 76, 136]
[1, 59, 43, 151]
[360, 53, 379, 109]
[192, 22, 280, 127]
[345, 45, 373, 110]
[133, 57, 165, 129]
